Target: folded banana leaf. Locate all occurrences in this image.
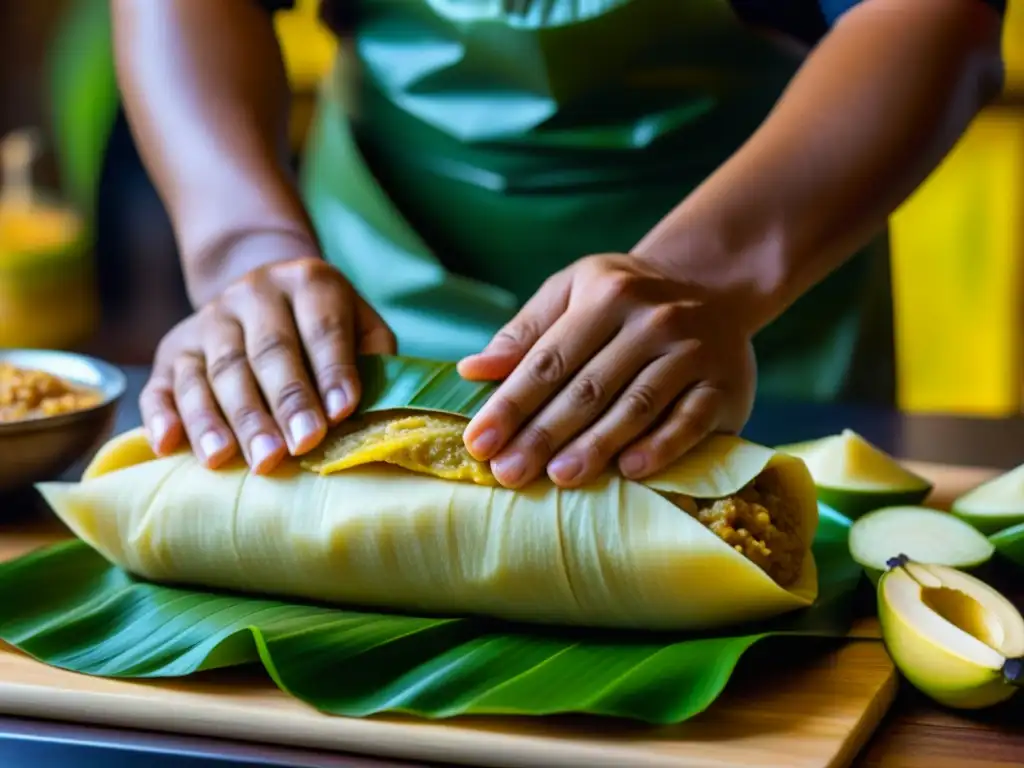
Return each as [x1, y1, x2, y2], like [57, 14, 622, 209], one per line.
[0, 355, 867, 724]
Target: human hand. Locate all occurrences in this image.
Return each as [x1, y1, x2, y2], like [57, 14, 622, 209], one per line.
[140, 257, 395, 474]
[457, 253, 758, 489]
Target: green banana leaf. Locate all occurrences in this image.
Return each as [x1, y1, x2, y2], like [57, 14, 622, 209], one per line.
[352, 355, 497, 417]
[47, 0, 118, 221]
[990, 522, 1024, 568]
[0, 505, 860, 725]
[0, 354, 868, 724]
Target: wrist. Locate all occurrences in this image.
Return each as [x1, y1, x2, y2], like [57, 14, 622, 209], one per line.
[186, 226, 322, 307]
[632, 202, 794, 335]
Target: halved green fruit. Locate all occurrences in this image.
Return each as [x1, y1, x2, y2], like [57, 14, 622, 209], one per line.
[878, 556, 1024, 710]
[951, 464, 1024, 535]
[778, 430, 932, 519]
[849, 506, 995, 584]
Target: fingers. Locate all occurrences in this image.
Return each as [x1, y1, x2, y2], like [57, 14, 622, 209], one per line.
[289, 273, 360, 424]
[457, 272, 571, 382]
[144, 259, 397, 472]
[463, 306, 619, 471]
[171, 352, 238, 468]
[486, 331, 653, 488]
[542, 350, 697, 488]
[228, 287, 328, 456]
[200, 309, 287, 474]
[139, 364, 184, 456]
[617, 382, 725, 479]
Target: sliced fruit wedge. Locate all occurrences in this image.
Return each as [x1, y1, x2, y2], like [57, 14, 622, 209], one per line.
[951, 464, 1024, 535]
[989, 521, 1024, 569]
[878, 556, 1024, 709]
[849, 506, 994, 584]
[778, 429, 931, 519]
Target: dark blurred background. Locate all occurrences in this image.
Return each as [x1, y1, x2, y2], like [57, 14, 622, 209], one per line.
[0, 0, 1023, 416]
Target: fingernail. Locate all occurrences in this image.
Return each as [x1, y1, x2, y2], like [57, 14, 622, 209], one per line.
[469, 428, 500, 458]
[548, 455, 582, 484]
[325, 388, 348, 421]
[492, 452, 526, 485]
[151, 413, 170, 439]
[620, 453, 647, 478]
[288, 410, 320, 450]
[199, 431, 229, 462]
[249, 433, 282, 471]
[148, 414, 172, 448]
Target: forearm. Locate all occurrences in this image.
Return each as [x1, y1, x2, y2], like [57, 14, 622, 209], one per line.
[111, 0, 318, 307]
[634, 0, 1004, 331]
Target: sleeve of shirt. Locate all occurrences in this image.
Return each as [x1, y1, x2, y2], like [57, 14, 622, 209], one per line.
[820, 0, 1007, 25]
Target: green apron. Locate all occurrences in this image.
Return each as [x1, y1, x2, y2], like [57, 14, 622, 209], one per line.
[300, 0, 895, 403]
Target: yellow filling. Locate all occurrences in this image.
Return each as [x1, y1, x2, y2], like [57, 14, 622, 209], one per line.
[305, 411, 803, 586]
[303, 410, 498, 486]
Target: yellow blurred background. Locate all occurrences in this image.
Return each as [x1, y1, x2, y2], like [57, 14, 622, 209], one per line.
[891, 1, 1024, 416]
[0, 0, 1022, 414]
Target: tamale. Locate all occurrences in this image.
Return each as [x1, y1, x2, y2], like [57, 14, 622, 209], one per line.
[37, 413, 820, 631]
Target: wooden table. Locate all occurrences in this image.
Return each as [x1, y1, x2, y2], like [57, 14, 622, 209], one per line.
[2, 368, 1024, 767]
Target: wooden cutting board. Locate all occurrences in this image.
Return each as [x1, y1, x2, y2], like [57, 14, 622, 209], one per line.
[0, 460, 995, 768]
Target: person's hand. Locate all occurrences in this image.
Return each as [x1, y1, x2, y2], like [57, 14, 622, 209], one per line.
[457, 253, 758, 490]
[140, 257, 395, 474]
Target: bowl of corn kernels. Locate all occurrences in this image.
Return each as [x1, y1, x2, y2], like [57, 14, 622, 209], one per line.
[0, 349, 126, 492]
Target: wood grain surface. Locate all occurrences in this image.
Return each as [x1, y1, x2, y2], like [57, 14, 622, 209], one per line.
[0, 459, 1017, 768]
[0, 637, 895, 768]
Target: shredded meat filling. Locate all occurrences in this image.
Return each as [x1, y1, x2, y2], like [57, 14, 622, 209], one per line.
[671, 468, 804, 586]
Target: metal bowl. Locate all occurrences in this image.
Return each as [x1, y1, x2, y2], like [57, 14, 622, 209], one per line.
[0, 349, 127, 493]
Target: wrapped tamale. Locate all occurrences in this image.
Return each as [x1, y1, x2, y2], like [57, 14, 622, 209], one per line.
[37, 408, 820, 632]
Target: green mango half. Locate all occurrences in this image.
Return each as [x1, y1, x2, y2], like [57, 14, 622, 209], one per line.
[777, 429, 932, 520]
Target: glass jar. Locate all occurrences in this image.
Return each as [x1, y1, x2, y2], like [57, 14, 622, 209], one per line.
[0, 193, 99, 350]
